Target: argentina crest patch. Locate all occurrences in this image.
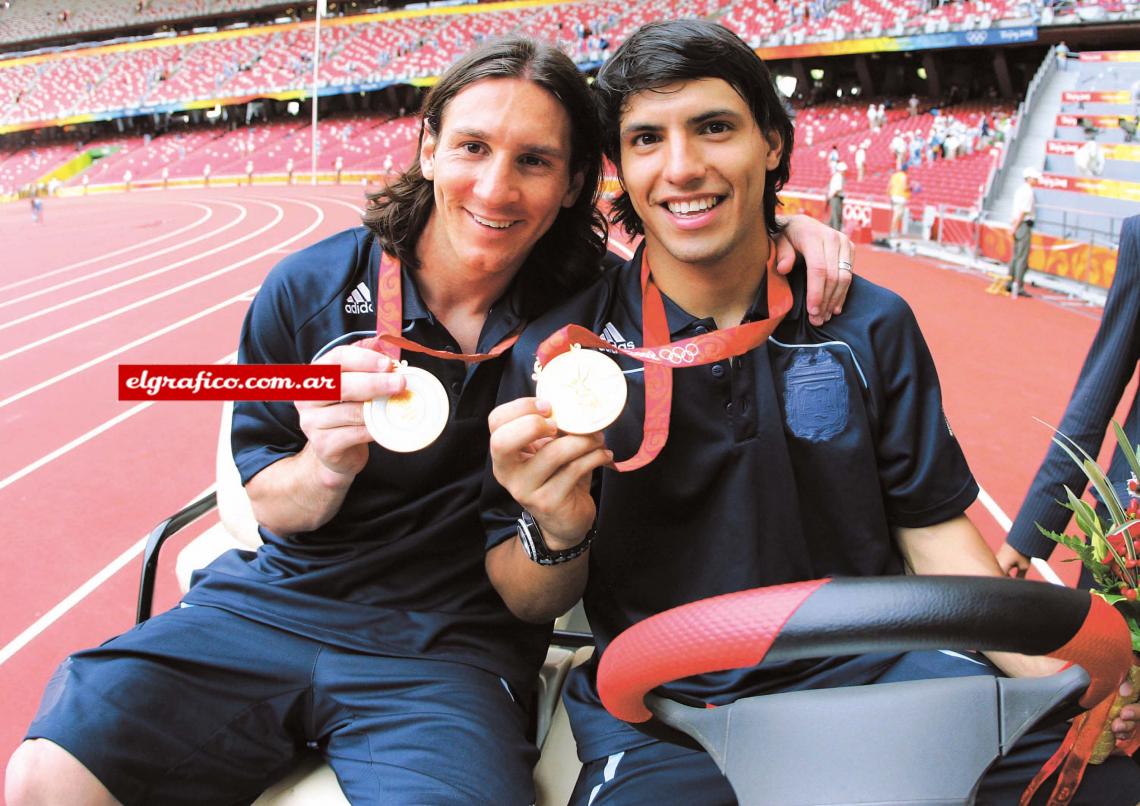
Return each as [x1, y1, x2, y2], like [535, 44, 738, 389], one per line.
[783, 348, 849, 442]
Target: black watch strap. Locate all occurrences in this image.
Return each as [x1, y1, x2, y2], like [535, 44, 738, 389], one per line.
[517, 510, 593, 566]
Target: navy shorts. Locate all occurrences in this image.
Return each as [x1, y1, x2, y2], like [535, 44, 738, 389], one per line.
[571, 651, 1140, 806]
[27, 604, 537, 805]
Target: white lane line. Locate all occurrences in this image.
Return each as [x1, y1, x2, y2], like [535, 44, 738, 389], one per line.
[0, 199, 326, 362]
[0, 203, 215, 295]
[0, 350, 238, 494]
[0, 201, 256, 329]
[0, 483, 216, 667]
[0, 202, 246, 311]
[978, 485, 1064, 585]
[0, 288, 258, 410]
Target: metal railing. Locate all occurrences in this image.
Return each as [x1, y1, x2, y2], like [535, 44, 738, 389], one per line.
[981, 44, 1058, 211]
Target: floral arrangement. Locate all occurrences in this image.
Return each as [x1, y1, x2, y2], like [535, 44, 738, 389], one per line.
[1038, 421, 1140, 649]
[1037, 421, 1140, 765]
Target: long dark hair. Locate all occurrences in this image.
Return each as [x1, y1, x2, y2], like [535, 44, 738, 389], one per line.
[593, 20, 795, 240]
[363, 37, 607, 320]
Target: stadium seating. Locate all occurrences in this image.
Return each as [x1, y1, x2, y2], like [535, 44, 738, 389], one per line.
[786, 99, 1014, 214]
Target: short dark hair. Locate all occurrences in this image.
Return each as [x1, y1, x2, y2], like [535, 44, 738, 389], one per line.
[594, 20, 794, 240]
[363, 37, 607, 320]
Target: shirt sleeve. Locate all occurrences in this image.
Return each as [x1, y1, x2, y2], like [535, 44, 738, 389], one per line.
[230, 271, 308, 486]
[872, 294, 979, 527]
[1007, 216, 1140, 557]
[480, 333, 539, 552]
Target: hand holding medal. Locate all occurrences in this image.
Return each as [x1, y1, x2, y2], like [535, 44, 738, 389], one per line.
[531, 242, 792, 471]
[358, 252, 518, 453]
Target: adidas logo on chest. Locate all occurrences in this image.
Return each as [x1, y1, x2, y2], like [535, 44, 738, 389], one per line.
[345, 281, 374, 315]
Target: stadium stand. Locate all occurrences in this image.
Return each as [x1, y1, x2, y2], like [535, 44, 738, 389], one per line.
[0, 0, 292, 46]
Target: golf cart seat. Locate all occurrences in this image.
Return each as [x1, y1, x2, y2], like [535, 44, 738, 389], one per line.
[138, 401, 592, 805]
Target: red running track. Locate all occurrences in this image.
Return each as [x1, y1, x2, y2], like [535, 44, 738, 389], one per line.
[0, 186, 1134, 783]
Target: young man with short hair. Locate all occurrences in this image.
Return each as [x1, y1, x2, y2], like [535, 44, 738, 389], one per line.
[482, 21, 1140, 804]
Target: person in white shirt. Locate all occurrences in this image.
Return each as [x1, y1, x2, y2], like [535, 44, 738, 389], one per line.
[855, 141, 867, 181]
[1007, 167, 1039, 298]
[828, 161, 846, 230]
[890, 130, 906, 169]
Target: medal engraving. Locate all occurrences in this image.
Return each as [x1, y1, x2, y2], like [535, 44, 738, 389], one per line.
[364, 364, 449, 452]
[536, 346, 627, 435]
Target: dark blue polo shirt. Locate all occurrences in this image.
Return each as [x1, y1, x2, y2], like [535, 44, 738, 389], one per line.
[481, 241, 979, 759]
[183, 226, 551, 698]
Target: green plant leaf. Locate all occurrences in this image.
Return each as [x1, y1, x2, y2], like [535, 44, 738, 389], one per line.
[1112, 420, 1140, 484]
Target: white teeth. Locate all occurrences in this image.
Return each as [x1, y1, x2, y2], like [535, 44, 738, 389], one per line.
[471, 213, 514, 229]
[666, 197, 720, 215]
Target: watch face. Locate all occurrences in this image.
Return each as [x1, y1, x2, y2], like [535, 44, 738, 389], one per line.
[536, 347, 628, 435]
[364, 365, 449, 452]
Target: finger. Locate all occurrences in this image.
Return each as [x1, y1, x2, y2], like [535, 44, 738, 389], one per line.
[831, 236, 855, 315]
[489, 411, 561, 468]
[488, 396, 552, 434]
[534, 447, 614, 504]
[773, 232, 796, 276]
[300, 400, 369, 432]
[339, 369, 407, 402]
[315, 344, 397, 371]
[510, 432, 607, 492]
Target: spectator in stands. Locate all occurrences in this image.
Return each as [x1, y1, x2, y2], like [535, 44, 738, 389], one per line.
[890, 129, 906, 169]
[998, 215, 1139, 581]
[1075, 140, 1105, 177]
[6, 36, 852, 806]
[855, 140, 867, 181]
[889, 164, 910, 237]
[908, 93, 919, 117]
[867, 102, 878, 132]
[1122, 115, 1138, 144]
[1006, 167, 1039, 299]
[828, 161, 846, 231]
[828, 144, 839, 169]
[1056, 41, 1069, 71]
[482, 22, 1140, 806]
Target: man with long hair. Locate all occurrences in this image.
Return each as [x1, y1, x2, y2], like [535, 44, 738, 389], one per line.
[8, 36, 850, 806]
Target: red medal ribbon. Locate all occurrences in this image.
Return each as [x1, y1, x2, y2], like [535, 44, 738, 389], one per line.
[535, 242, 792, 471]
[362, 251, 519, 362]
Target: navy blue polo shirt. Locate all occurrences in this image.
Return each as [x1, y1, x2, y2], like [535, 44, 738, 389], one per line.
[481, 241, 979, 759]
[183, 227, 551, 698]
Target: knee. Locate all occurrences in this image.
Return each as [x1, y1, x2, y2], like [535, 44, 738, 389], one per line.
[6, 740, 116, 806]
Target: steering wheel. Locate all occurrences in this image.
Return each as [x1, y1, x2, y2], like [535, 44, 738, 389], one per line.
[596, 576, 1131, 806]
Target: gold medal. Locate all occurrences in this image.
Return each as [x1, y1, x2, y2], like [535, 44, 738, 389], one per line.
[364, 364, 449, 452]
[536, 345, 627, 435]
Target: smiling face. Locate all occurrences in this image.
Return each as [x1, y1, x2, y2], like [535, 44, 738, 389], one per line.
[416, 77, 583, 283]
[617, 78, 782, 277]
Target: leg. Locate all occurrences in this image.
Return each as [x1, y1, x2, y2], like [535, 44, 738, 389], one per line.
[7, 740, 119, 806]
[569, 741, 737, 806]
[316, 652, 538, 806]
[10, 606, 316, 806]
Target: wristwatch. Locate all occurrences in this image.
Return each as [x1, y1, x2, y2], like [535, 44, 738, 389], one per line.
[516, 510, 593, 566]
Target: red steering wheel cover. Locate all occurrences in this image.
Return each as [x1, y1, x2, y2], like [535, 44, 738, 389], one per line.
[597, 579, 830, 723]
[1052, 595, 1133, 708]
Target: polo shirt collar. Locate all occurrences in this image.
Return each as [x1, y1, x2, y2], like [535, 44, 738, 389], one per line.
[371, 237, 523, 347]
[628, 239, 805, 337]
